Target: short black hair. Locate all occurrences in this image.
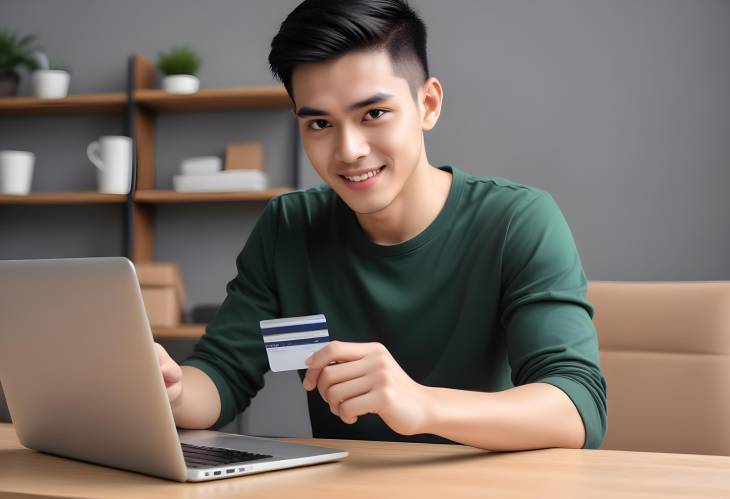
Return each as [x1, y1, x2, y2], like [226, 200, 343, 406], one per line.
[269, 0, 429, 101]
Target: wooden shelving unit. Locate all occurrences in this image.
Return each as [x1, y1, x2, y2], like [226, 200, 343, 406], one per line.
[128, 53, 295, 264]
[0, 192, 127, 204]
[0, 92, 127, 116]
[152, 323, 206, 339]
[1, 53, 299, 338]
[134, 187, 292, 203]
[134, 86, 290, 112]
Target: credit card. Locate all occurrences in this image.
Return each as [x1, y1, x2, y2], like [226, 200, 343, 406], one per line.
[259, 314, 331, 372]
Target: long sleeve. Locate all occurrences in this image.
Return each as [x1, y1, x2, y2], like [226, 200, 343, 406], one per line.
[499, 191, 608, 449]
[180, 198, 282, 429]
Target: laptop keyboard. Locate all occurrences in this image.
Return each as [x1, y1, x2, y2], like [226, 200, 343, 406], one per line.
[181, 443, 273, 469]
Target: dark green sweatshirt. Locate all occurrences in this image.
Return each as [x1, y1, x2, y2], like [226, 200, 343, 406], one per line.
[182, 165, 608, 448]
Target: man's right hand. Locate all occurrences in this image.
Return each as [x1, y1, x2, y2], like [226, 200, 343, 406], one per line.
[154, 342, 183, 406]
[153, 342, 221, 429]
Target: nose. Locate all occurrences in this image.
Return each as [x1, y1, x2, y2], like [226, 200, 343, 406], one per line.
[334, 124, 370, 164]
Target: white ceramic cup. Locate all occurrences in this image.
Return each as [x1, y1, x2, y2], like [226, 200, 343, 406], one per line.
[86, 136, 132, 194]
[32, 70, 70, 99]
[0, 150, 35, 195]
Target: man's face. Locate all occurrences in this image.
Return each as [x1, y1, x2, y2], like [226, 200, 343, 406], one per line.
[291, 50, 427, 215]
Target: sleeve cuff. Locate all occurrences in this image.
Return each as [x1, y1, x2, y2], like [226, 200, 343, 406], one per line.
[537, 375, 606, 449]
[180, 357, 236, 430]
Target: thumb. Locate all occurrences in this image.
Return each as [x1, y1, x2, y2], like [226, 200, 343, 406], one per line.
[154, 343, 181, 385]
[161, 360, 182, 385]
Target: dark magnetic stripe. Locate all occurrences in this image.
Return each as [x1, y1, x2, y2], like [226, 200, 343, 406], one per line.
[264, 337, 331, 348]
[260, 322, 328, 335]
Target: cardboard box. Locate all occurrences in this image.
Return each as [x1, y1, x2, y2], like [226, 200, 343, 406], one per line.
[135, 262, 186, 327]
[141, 288, 181, 327]
[224, 141, 263, 170]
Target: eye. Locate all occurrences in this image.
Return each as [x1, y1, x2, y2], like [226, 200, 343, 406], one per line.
[364, 109, 387, 121]
[308, 119, 331, 131]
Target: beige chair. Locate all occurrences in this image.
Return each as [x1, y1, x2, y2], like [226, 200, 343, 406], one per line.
[587, 281, 730, 456]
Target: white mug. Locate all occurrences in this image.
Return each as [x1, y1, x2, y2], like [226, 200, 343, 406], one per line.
[87, 135, 132, 194]
[0, 150, 35, 195]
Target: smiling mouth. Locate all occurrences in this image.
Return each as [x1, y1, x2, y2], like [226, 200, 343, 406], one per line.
[340, 165, 386, 182]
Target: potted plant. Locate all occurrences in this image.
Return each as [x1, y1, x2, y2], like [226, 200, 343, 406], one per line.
[31, 54, 71, 99]
[156, 45, 202, 94]
[0, 30, 41, 97]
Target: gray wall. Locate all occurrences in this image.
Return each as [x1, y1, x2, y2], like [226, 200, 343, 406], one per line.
[2, 0, 729, 433]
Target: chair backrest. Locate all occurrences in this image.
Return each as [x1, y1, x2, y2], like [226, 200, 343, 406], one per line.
[587, 281, 730, 456]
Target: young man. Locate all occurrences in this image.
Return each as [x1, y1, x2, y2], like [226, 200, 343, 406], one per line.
[156, 0, 607, 451]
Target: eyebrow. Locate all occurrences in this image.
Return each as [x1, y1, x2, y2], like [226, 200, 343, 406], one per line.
[295, 92, 395, 118]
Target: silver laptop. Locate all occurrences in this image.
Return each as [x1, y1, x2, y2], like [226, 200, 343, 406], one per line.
[0, 257, 347, 482]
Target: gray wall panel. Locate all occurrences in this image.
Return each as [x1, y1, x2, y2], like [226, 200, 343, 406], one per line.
[2, 0, 728, 436]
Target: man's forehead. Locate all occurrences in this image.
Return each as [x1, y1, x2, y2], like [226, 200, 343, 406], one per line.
[291, 50, 412, 111]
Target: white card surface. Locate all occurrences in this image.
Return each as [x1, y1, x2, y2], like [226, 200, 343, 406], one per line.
[260, 314, 330, 372]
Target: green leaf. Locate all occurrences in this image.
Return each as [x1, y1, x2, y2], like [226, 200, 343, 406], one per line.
[156, 45, 202, 76]
[0, 29, 42, 73]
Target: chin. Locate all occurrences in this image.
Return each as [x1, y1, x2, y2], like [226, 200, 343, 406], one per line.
[340, 194, 393, 215]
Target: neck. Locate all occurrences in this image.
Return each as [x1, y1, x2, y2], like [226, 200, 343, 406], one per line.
[355, 156, 452, 245]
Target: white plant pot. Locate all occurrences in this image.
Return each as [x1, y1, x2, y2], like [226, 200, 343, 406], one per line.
[162, 75, 200, 94]
[32, 70, 70, 99]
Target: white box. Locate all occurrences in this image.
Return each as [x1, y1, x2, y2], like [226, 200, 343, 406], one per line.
[173, 170, 268, 192]
[180, 156, 222, 175]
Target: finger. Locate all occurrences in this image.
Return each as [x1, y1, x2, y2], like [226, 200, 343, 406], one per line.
[303, 341, 373, 389]
[154, 342, 166, 361]
[338, 392, 379, 424]
[324, 375, 372, 417]
[315, 359, 370, 399]
[154, 342, 173, 365]
[305, 341, 371, 369]
[160, 361, 181, 385]
[167, 379, 182, 403]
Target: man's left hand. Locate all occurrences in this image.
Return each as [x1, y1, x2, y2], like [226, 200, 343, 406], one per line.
[302, 340, 432, 436]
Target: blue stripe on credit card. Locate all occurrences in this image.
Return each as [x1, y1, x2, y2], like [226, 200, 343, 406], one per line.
[260, 321, 328, 335]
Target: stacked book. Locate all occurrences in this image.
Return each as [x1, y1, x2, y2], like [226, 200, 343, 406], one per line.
[172, 156, 268, 192]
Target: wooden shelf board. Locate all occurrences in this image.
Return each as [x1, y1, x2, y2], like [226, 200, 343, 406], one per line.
[153, 324, 206, 339]
[134, 187, 293, 203]
[0, 191, 128, 204]
[0, 93, 127, 116]
[134, 86, 291, 112]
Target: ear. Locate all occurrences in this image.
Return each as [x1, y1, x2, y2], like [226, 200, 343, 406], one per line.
[419, 77, 443, 131]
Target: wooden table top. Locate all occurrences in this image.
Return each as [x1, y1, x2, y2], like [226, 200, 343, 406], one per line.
[1, 423, 730, 498]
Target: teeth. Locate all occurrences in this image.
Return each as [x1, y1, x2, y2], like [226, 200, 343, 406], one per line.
[344, 167, 383, 182]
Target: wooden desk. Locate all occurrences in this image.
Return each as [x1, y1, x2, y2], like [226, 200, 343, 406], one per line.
[1, 423, 729, 498]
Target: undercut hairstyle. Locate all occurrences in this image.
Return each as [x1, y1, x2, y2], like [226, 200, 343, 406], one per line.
[268, 0, 430, 102]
